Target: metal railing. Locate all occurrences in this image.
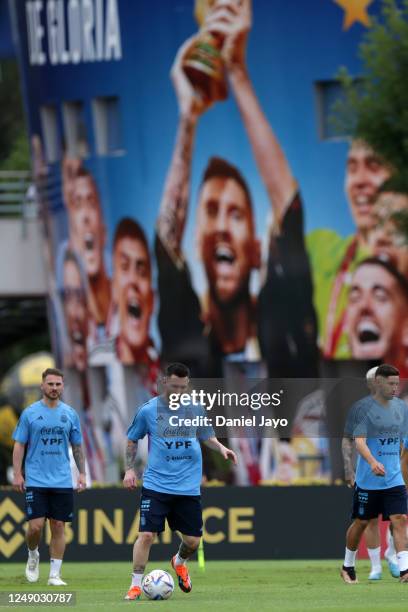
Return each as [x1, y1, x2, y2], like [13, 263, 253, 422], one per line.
[0, 170, 39, 218]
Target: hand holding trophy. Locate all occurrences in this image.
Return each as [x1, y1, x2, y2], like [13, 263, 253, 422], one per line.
[182, 0, 251, 103]
[171, 35, 216, 118]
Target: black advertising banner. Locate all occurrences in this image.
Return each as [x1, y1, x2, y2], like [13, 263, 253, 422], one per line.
[0, 486, 350, 561]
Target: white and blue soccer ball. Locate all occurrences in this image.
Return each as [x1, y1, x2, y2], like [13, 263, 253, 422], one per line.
[142, 569, 174, 600]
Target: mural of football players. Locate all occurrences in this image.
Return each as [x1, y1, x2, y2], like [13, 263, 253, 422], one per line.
[346, 257, 408, 376]
[68, 168, 111, 331]
[156, 0, 317, 381]
[112, 217, 156, 369]
[370, 190, 408, 276]
[61, 249, 89, 372]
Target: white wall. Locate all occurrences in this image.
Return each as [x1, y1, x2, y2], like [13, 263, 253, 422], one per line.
[0, 218, 47, 296]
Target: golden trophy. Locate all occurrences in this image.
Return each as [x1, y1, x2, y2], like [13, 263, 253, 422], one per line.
[183, 0, 228, 102]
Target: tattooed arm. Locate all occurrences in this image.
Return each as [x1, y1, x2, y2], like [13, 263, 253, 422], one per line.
[123, 439, 138, 489]
[71, 443, 87, 491]
[157, 36, 212, 257]
[341, 437, 355, 487]
[156, 115, 197, 257]
[207, 0, 296, 228]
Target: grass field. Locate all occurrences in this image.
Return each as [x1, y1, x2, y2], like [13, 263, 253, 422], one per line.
[1, 561, 408, 611]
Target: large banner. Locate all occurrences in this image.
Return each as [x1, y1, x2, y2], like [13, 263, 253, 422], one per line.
[0, 486, 351, 561]
[10, 1, 408, 483]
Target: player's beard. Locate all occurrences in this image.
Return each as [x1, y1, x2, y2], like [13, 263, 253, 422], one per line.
[44, 389, 62, 402]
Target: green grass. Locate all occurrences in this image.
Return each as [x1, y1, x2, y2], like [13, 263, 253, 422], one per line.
[0, 561, 407, 611]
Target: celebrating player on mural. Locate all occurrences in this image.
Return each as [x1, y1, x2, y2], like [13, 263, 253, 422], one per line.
[156, 0, 317, 380]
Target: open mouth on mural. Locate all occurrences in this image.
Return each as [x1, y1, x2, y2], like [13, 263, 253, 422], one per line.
[354, 194, 374, 215]
[357, 320, 380, 344]
[213, 244, 236, 276]
[84, 233, 95, 251]
[127, 298, 142, 320]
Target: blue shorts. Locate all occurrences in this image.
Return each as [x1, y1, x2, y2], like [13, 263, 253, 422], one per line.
[352, 485, 407, 521]
[25, 487, 74, 522]
[139, 487, 202, 536]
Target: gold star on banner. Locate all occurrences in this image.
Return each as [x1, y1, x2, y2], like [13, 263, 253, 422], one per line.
[334, 0, 373, 30]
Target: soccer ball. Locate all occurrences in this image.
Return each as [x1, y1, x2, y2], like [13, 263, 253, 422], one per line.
[142, 569, 174, 600]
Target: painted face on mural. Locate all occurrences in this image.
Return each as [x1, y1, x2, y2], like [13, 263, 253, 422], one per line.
[196, 177, 258, 303]
[347, 262, 408, 360]
[62, 256, 88, 371]
[113, 235, 154, 360]
[69, 174, 105, 279]
[369, 191, 408, 276]
[345, 142, 391, 234]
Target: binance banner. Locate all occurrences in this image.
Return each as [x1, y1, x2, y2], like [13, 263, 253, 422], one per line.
[0, 487, 350, 560]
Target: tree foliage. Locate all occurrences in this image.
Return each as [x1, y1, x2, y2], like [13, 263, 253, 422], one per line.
[0, 59, 29, 171]
[333, 0, 408, 188]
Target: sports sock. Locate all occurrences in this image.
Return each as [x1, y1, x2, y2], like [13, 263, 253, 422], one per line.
[386, 531, 396, 558]
[174, 552, 187, 566]
[131, 572, 143, 588]
[344, 547, 357, 567]
[28, 547, 39, 558]
[397, 551, 408, 573]
[49, 558, 62, 577]
[367, 546, 381, 572]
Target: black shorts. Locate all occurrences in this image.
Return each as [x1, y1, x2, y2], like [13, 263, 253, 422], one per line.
[139, 487, 202, 536]
[352, 485, 407, 521]
[25, 487, 74, 522]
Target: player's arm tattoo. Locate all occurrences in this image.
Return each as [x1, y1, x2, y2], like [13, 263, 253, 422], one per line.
[341, 437, 355, 481]
[72, 444, 86, 474]
[125, 439, 138, 471]
[157, 115, 196, 256]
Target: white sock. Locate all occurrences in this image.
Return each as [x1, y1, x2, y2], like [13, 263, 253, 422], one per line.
[131, 572, 143, 588]
[174, 552, 186, 566]
[49, 558, 62, 577]
[397, 551, 408, 573]
[344, 547, 357, 567]
[28, 547, 39, 558]
[367, 546, 382, 572]
[387, 532, 396, 557]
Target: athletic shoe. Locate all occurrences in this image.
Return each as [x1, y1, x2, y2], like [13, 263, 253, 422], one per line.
[25, 552, 39, 583]
[399, 572, 408, 583]
[341, 565, 358, 584]
[368, 569, 382, 580]
[171, 556, 192, 593]
[386, 558, 400, 578]
[47, 576, 67, 586]
[124, 586, 142, 600]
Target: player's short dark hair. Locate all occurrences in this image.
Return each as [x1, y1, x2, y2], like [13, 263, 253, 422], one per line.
[42, 368, 64, 381]
[375, 364, 400, 378]
[113, 217, 150, 260]
[165, 363, 190, 379]
[75, 166, 95, 184]
[355, 257, 408, 301]
[201, 156, 253, 216]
